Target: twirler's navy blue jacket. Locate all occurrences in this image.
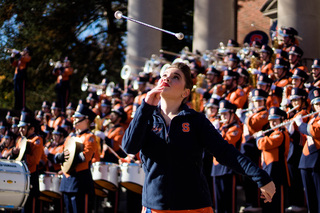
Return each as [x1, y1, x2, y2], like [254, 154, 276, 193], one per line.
[122, 100, 272, 210]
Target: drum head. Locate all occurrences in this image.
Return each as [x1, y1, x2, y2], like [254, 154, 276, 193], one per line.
[16, 137, 27, 161]
[61, 137, 83, 174]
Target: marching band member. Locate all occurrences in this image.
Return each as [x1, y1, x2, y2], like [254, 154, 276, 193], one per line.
[273, 57, 292, 109]
[65, 102, 77, 123]
[53, 57, 73, 112]
[212, 100, 243, 213]
[227, 53, 241, 72]
[99, 99, 112, 131]
[310, 58, 320, 89]
[294, 88, 320, 213]
[101, 107, 127, 163]
[291, 68, 309, 89]
[222, 70, 247, 109]
[122, 62, 275, 212]
[279, 27, 299, 53]
[204, 97, 220, 129]
[288, 45, 308, 74]
[240, 89, 269, 211]
[121, 88, 136, 131]
[0, 130, 16, 159]
[10, 113, 43, 213]
[285, 88, 309, 212]
[10, 47, 32, 110]
[256, 107, 290, 213]
[237, 67, 253, 109]
[256, 73, 280, 110]
[258, 44, 274, 79]
[45, 126, 68, 173]
[55, 104, 98, 213]
[48, 101, 64, 129]
[204, 65, 223, 97]
[132, 73, 150, 116]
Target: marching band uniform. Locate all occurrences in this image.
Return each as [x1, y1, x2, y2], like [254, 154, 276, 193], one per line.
[256, 74, 280, 110]
[279, 27, 299, 54]
[133, 75, 150, 116]
[256, 107, 290, 213]
[241, 89, 269, 210]
[121, 89, 136, 131]
[101, 107, 127, 163]
[288, 45, 308, 74]
[212, 100, 243, 213]
[295, 88, 320, 213]
[9, 113, 43, 213]
[55, 104, 98, 213]
[258, 45, 274, 79]
[310, 59, 320, 89]
[285, 88, 309, 211]
[46, 126, 68, 172]
[0, 130, 16, 159]
[53, 58, 73, 112]
[10, 47, 32, 110]
[222, 70, 247, 109]
[48, 102, 64, 129]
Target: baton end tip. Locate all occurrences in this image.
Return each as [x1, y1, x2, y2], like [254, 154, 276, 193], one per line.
[114, 11, 123, 19]
[175, 33, 184, 40]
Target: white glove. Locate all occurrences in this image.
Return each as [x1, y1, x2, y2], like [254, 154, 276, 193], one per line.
[251, 68, 260, 75]
[255, 131, 264, 139]
[287, 122, 295, 135]
[44, 147, 49, 155]
[294, 114, 303, 127]
[212, 119, 220, 130]
[95, 130, 106, 140]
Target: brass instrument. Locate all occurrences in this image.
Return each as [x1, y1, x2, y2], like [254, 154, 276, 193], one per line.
[4, 48, 21, 54]
[49, 59, 62, 68]
[247, 55, 261, 88]
[191, 73, 207, 112]
[81, 75, 106, 96]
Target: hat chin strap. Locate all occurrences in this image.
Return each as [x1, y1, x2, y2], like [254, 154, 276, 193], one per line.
[74, 117, 86, 125]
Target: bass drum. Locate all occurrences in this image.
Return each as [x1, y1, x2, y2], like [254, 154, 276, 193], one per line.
[120, 163, 145, 194]
[39, 174, 62, 199]
[0, 159, 30, 210]
[91, 162, 119, 192]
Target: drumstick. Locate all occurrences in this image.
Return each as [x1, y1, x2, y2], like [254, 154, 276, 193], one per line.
[119, 145, 128, 156]
[105, 145, 121, 160]
[44, 171, 58, 175]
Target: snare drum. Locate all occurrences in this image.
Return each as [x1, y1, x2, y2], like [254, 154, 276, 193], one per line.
[39, 174, 62, 198]
[120, 163, 145, 194]
[0, 159, 30, 210]
[91, 162, 119, 192]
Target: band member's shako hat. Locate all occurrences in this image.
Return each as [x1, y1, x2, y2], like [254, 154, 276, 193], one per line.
[73, 104, 97, 122]
[268, 107, 286, 120]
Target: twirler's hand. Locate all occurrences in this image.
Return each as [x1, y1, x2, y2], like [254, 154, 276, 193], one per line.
[260, 181, 276, 203]
[145, 79, 166, 106]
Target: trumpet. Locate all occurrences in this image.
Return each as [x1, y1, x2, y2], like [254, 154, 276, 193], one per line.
[49, 59, 63, 68]
[4, 48, 21, 54]
[81, 76, 106, 96]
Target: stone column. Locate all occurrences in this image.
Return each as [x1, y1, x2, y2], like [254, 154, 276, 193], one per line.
[193, 0, 235, 52]
[126, 0, 163, 75]
[278, 0, 320, 59]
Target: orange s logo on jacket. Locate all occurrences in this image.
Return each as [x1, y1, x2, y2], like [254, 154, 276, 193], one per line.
[182, 122, 190, 132]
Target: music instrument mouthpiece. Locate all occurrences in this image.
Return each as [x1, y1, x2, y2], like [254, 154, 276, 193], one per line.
[114, 11, 123, 19]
